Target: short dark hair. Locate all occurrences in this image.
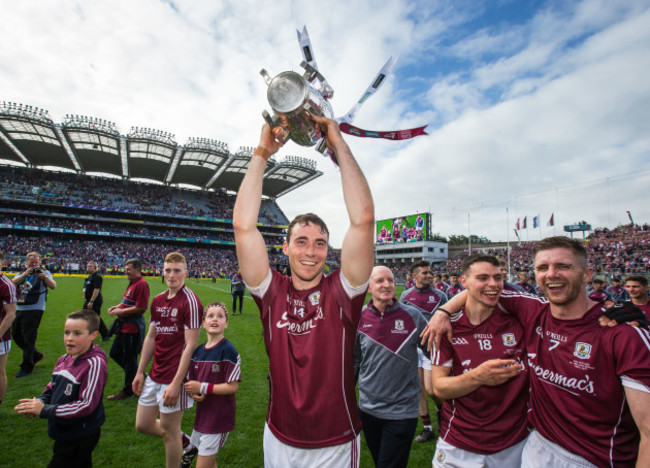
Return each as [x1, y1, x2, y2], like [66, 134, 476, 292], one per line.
[286, 213, 329, 244]
[67, 309, 100, 333]
[410, 260, 430, 274]
[592, 278, 605, 285]
[461, 254, 500, 275]
[534, 236, 588, 269]
[125, 258, 142, 270]
[625, 275, 648, 287]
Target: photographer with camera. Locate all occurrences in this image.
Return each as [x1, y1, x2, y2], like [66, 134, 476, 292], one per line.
[11, 252, 56, 378]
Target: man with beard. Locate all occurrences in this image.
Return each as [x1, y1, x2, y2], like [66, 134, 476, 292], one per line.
[424, 236, 650, 466]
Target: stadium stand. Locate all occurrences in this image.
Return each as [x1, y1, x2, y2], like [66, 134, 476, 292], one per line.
[0, 101, 337, 275]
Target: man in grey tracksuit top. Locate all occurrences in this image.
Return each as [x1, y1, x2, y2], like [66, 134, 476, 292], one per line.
[354, 266, 429, 468]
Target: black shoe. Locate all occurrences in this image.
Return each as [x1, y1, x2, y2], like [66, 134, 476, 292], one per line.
[34, 353, 45, 366]
[415, 428, 435, 442]
[180, 446, 198, 468]
[14, 369, 32, 379]
[101, 336, 111, 342]
[107, 390, 133, 401]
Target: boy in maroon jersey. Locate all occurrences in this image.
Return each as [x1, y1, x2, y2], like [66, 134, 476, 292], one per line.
[431, 254, 529, 466]
[233, 116, 374, 467]
[425, 237, 650, 467]
[133, 252, 203, 468]
[0, 252, 17, 410]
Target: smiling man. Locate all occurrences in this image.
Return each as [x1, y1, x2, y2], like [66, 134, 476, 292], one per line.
[425, 237, 650, 467]
[233, 116, 374, 467]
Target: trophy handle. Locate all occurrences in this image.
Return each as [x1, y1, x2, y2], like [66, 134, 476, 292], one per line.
[260, 69, 272, 85]
[300, 61, 334, 100]
[262, 110, 290, 143]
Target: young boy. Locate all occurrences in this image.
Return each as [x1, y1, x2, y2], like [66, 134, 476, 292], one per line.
[15, 309, 108, 468]
[182, 302, 241, 468]
[133, 252, 202, 468]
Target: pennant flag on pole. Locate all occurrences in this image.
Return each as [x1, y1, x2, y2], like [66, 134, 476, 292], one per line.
[533, 215, 540, 229]
[547, 213, 554, 227]
[515, 218, 520, 230]
[522, 216, 527, 229]
[514, 229, 520, 241]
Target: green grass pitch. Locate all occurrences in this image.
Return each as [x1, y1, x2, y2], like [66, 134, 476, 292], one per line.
[1, 276, 435, 467]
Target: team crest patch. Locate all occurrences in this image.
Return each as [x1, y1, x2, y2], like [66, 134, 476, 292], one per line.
[501, 333, 516, 347]
[171, 308, 178, 317]
[64, 383, 73, 396]
[211, 363, 220, 373]
[394, 320, 404, 331]
[574, 342, 592, 359]
[436, 450, 446, 463]
[308, 291, 320, 306]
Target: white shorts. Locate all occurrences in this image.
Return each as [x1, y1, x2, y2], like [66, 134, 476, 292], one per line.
[263, 423, 360, 468]
[0, 339, 10, 356]
[138, 376, 193, 414]
[190, 430, 229, 457]
[418, 347, 432, 370]
[433, 436, 527, 467]
[522, 430, 597, 468]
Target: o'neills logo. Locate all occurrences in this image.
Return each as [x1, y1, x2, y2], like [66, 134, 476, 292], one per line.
[276, 308, 324, 335]
[528, 356, 594, 394]
[156, 324, 179, 334]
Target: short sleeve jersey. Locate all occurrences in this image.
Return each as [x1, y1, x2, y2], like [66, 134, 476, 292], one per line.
[149, 285, 202, 384]
[399, 286, 448, 321]
[188, 338, 241, 434]
[117, 276, 150, 334]
[432, 307, 529, 454]
[498, 291, 650, 466]
[634, 301, 650, 319]
[588, 289, 613, 303]
[248, 268, 368, 449]
[1, 273, 17, 341]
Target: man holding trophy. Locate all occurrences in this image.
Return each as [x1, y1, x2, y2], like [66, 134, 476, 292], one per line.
[233, 111, 374, 467]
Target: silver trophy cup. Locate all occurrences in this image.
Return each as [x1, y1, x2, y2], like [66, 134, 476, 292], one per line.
[261, 61, 334, 148]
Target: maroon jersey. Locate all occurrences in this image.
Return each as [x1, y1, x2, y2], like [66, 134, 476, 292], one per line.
[446, 285, 464, 297]
[149, 285, 202, 384]
[588, 289, 613, 303]
[399, 286, 448, 321]
[1, 273, 17, 341]
[636, 302, 650, 319]
[434, 282, 447, 293]
[432, 307, 529, 454]
[188, 338, 241, 434]
[117, 276, 150, 333]
[498, 291, 650, 466]
[248, 268, 367, 449]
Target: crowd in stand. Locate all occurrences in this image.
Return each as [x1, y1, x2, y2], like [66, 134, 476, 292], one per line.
[0, 165, 281, 223]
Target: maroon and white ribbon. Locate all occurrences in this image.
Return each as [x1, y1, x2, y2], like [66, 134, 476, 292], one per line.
[339, 123, 428, 140]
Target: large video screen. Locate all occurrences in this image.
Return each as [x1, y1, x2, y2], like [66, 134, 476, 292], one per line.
[376, 213, 429, 244]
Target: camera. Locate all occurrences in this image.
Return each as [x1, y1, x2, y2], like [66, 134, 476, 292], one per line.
[33, 267, 43, 274]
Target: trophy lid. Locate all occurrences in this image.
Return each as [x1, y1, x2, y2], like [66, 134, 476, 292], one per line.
[267, 71, 308, 114]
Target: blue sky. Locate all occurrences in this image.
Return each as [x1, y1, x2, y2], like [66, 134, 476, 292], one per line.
[2, 0, 649, 247]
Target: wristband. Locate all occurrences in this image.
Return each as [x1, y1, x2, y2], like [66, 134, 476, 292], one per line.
[437, 307, 452, 317]
[254, 146, 271, 161]
[199, 382, 209, 395]
[207, 383, 214, 395]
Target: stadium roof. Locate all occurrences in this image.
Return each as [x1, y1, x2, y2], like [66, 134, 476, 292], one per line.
[0, 101, 323, 198]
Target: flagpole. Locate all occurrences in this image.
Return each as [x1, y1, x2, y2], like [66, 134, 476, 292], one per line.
[468, 213, 471, 255]
[506, 208, 511, 280]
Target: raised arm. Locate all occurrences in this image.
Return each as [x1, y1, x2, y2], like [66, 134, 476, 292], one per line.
[233, 124, 283, 287]
[312, 115, 374, 287]
[421, 290, 468, 351]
